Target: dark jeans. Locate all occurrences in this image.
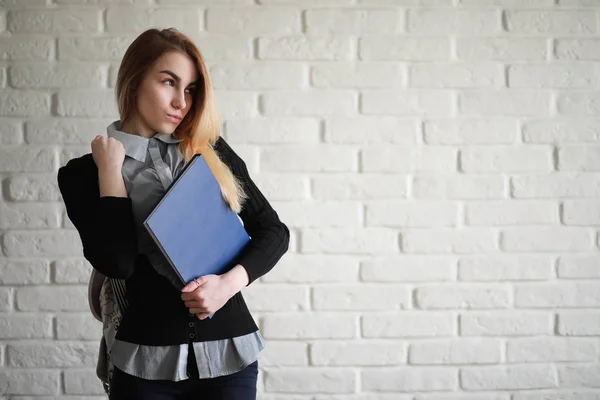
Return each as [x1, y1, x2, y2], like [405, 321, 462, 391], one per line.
[109, 343, 258, 400]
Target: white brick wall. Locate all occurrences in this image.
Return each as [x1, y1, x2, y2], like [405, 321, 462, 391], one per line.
[1, 0, 600, 398]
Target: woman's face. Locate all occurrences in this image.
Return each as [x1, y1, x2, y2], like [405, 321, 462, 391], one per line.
[127, 51, 199, 138]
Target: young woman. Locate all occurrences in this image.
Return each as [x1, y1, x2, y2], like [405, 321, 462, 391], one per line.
[57, 28, 290, 400]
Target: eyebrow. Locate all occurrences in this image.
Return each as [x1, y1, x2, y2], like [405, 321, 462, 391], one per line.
[159, 70, 198, 86]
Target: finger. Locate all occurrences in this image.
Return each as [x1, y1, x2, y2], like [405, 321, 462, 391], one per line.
[196, 312, 212, 320]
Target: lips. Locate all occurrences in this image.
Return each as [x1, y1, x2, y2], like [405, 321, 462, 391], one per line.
[167, 114, 182, 122]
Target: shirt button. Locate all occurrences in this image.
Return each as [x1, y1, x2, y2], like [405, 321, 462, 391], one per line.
[189, 312, 194, 317]
[188, 322, 194, 327]
[189, 333, 195, 339]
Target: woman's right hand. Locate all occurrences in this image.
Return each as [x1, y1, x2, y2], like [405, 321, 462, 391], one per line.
[91, 135, 125, 172]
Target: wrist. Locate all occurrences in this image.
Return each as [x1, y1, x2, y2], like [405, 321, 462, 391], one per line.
[221, 264, 249, 295]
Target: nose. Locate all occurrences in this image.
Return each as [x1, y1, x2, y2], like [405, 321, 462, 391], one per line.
[173, 89, 186, 110]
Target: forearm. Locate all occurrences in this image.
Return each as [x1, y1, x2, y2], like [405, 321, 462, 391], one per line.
[98, 167, 127, 198]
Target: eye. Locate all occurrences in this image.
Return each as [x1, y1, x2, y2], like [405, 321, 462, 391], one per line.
[186, 87, 196, 95]
[163, 79, 175, 86]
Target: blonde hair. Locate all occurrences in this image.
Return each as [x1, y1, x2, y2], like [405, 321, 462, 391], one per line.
[115, 28, 246, 213]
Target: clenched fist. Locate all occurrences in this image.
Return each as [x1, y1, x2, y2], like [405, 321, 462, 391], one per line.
[91, 135, 125, 172]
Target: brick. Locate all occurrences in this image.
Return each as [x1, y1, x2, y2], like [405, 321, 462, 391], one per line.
[306, 9, 401, 34]
[362, 90, 452, 116]
[0, 119, 22, 145]
[0, 288, 13, 311]
[459, 91, 550, 116]
[58, 36, 134, 61]
[507, 337, 597, 362]
[274, 201, 360, 228]
[214, 91, 258, 118]
[6, 175, 62, 201]
[3, 230, 83, 257]
[413, 174, 505, 199]
[26, 118, 110, 145]
[560, 145, 600, 171]
[243, 284, 309, 312]
[557, 365, 600, 390]
[0, 370, 60, 395]
[457, 38, 547, 61]
[410, 63, 503, 88]
[416, 284, 510, 309]
[366, 201, 458, 228]
[424, 118, 518, 145]
[505, 10, 596, 35]
[312, 174, 408, 200]
[302, 228, 399, 254]
[401, 229, 497, 254]
[410, 339, 501, 364]
[56, 90, 117, 117]
[106, 7, 199, 33]
[261, 254, 359, 283]
[313, 284, 410, 311]
[363, 313, 455, 338]
[325, 117, 418, 144]
[258, 36, 352, 60]
[64, 369, 106, 395]
[7, 342, 97, 368]
[16, 286, 87, 312]
[260, 145, 356, 172]
[461, 146, 553, 173]
[500, 228, 593, 252]
[361, 256, 455, 282]
[225, 117, 317, 144]
[262, 91, 356, 116]
[558, 255, 600, 279]
[312, 62, 403, 88]
[194, 35, 252, 62]
[458, 255, 553, 281]
[515, 282, 600, 308]
[55, 314, 101, 340]
[0, 90, 50, 117]
[512, 173, 600, 198]
[557, 92, 600, 116]
[360, 37, 450, 61]
[408, 9, 500, 35]
[461, 365, 557, 390]
[0, 259, 50, 285]
[0, 202, 61, 229]
[0, 314, 52, 339]
[460, 312, 553, 336]
[311, 341, 405, 366]
[8, 9, 100, 33]
[558, 311, 600, 336]
[508, 63, 596, 88]
[53, 259, 92, 284]
[264, 368, 355, 394]
[207, 7, 300, 35]
[362, 146, 457, 172]
[259, 341, 307, 366]
[252, 173, 308, 201]
[523, 119, 600, 143]
[0, 37, 53, 60]
[465, 201, 559, 226]
[362, 367, 457, 391]
[211, 63, 305, 90]
[262, 314, 356, 339]
[9, 63, 106, 89]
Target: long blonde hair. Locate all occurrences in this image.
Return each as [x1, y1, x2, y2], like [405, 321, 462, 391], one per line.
[115, 28, 246, 213]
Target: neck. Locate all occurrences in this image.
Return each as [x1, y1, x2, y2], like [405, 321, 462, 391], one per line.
[121, 118, 155, 139]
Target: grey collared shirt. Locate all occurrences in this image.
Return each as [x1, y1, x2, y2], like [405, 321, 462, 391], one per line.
[104, 120, 264, 381]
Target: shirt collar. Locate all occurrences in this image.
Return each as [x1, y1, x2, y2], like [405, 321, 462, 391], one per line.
[106, 120, 182, 163]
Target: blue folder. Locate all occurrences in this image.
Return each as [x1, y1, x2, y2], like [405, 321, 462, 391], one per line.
[143, 154, 250, 317]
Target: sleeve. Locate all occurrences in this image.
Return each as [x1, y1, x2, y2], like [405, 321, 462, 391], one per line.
[216, 138, 290, 285]
[57, 158, 139, 279]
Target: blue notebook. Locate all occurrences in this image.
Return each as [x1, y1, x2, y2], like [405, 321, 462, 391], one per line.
[143, 154, 250, 317]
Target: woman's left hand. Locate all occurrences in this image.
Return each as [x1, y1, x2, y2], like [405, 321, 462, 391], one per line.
[181, 274, 235, 320]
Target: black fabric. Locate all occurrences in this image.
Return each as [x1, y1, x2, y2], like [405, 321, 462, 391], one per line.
[58, 137, 289, 345]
